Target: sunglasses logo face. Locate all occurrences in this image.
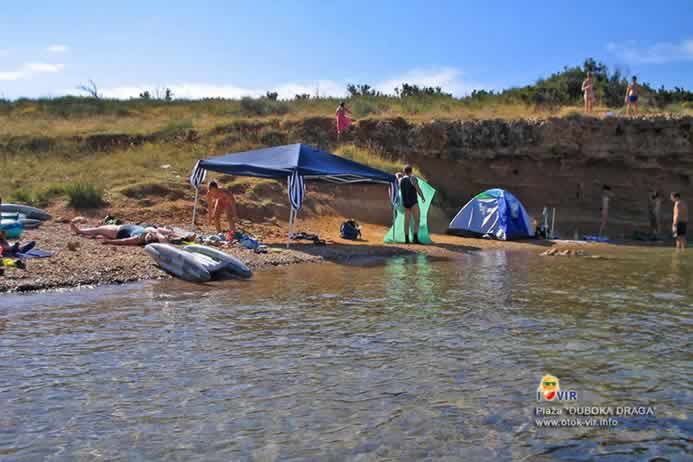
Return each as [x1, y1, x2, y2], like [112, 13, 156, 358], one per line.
[536, 374, 578, 401]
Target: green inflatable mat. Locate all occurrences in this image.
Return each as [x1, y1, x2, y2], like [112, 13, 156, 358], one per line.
[384, 177, 436, 244]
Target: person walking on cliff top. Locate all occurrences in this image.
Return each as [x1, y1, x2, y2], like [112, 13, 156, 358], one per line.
[335, 102, 352, 138]
[648, 190, 662, 237]
[599, 185, 613, 238]
[625, 76, 639, 116]
[582, 71, 595, 113]
[397, 165, 426, 244]
[671, 192, 688, 250]
[207, 180, 238, 234]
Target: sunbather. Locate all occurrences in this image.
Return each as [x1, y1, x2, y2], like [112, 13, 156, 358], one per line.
[70, 220, 178, 246]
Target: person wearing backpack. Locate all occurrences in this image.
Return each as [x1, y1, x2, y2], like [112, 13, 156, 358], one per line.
[398, 165, 425, 244]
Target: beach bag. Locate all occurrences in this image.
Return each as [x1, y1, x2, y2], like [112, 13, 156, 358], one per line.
[340, 220, 361, 240]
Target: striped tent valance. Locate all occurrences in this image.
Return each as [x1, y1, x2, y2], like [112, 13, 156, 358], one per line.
[287, 170, 305, 211]
[189, 161, 207, 189]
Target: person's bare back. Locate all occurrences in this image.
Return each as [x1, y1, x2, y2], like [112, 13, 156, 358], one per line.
[676, 199, 688, 223]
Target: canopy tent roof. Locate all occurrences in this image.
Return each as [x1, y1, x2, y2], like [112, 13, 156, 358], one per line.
[197, 143, 396, 184]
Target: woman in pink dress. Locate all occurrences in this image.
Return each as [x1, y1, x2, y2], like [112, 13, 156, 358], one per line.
[335, 101, 352, 137]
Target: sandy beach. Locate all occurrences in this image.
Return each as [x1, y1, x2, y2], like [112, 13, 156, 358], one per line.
[1, 214, 625, 294]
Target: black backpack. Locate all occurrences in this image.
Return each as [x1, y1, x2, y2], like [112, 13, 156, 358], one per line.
[340, 220, 361, 240]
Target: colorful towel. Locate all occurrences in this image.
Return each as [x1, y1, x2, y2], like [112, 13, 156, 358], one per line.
[384, 178, 436, 244]
[16, 248, 52, 259]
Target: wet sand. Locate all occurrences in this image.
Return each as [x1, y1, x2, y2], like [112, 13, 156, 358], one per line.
[0, 217, 629, 293]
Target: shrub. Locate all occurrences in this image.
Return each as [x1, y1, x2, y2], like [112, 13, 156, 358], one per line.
[156, 119, 193, 140]
[7, 189, 34, 205]
[33, 184, 66, 207]
[64, 183, 106, 209]
[351, 98, 379, 117]
[239, 97, 290, 116]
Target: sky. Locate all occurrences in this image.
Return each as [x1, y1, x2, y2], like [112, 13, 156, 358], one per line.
[1, 0, 692, 99]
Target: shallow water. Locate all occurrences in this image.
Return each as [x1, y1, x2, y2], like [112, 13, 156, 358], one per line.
[1, 248, 691, 461]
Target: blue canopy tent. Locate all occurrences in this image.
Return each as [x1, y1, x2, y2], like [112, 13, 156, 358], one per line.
[190, 144, 399, 243]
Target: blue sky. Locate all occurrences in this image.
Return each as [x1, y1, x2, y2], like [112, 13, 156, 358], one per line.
[1, 0, 692, 99]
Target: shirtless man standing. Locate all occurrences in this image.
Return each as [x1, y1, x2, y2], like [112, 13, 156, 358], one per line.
[582, 71, 595, 113]
[625, 76, 639, 116]
[671, 192, 688, 250]
[207, 180, 238, 233]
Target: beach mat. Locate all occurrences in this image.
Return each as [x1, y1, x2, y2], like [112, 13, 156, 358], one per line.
[384, 178, 436, 245]
[16, 249, 53, 259]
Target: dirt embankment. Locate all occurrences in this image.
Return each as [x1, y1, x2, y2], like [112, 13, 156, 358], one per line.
[230, 115, 693, 237]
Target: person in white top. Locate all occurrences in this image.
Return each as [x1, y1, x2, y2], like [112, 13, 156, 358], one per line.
[599, 185, 613, 238]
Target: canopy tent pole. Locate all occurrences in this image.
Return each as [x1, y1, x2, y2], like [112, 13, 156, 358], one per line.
[287, 207, 296, 248]
[191, 188, 200, 227]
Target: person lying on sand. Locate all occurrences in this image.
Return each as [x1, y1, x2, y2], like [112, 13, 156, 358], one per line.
[70, 220, 179, 246]
[0, 230, 35, 256]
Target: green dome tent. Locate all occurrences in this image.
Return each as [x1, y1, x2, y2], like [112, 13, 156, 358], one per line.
[384, 178, 436, 244]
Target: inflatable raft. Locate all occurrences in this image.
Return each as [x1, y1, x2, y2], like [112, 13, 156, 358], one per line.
[0, 204, 51, 221]
[144, 244, 252, 282]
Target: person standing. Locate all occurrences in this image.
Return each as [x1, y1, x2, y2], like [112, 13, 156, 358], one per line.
[335, 102, 352, 138]
[670, 192, 688, 250]
[398, 165, 425, 244]
[207, 180, 238, 234]
[625, 76, 639, 116]
[582, 71, 595, 113]
[599, 185, 613, 238]
[648, 190, 662, 237]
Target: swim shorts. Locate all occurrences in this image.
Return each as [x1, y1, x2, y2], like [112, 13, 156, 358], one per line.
[116, 224, 146, 239]
[675, 222, 687, 237]
[629, 95, 638, 103]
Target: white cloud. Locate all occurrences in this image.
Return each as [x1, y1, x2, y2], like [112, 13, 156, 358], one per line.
[77, 67, 490, 100]
[376, 67, 488, 96]
[272, 80, 345, 99]
[96, 81, 344, 100]
[0, 49, 10, 57]
[0, 62, 64, 81]
[47, 44, 69, 53]
[26, 62, 64, 73]
[97, 83, 264, 99]
[0, 70, 23, 81]
[607, 38, 693, 64]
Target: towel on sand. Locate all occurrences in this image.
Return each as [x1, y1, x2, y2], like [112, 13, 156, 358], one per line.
[16, 248, 53, 259]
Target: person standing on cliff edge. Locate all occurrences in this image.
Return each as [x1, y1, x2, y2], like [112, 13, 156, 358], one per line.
[599, 185, 613, 238]
[625, 76, 639, 116]
[671, 192, 688, 250]
[582, 71, 595, 113]
[335, 102, 352, 138]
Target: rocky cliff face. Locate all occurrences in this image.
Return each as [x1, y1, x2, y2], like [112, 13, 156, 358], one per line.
[286, 115, 693, 237]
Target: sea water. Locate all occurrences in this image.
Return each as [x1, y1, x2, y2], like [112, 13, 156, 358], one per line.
[1, 248, 691, 461]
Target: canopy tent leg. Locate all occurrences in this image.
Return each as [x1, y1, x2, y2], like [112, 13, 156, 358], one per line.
[287, 207, 297, 248]
[191, 188, 200, 227]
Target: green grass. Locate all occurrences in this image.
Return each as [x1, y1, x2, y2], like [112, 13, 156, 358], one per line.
[64, 183, 106, 209]
[334, 144, 421, 177]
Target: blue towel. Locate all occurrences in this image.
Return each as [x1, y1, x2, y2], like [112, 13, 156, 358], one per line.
[16, 249, 53, 259]
[582, 235, 609, 243]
